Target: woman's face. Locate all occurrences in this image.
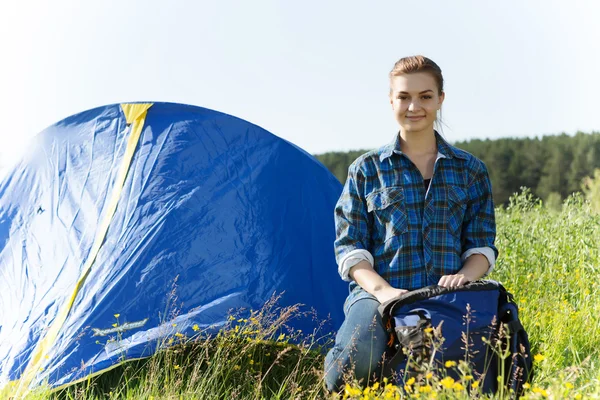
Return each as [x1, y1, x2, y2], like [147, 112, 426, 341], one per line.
[389, 72, 444, 136]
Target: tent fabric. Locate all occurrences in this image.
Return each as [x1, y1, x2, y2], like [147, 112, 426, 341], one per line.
[0, 102, 347, 390]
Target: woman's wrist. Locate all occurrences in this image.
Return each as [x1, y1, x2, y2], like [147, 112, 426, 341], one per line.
[458, 254, 489, 281]
[373, 286, 407, 304]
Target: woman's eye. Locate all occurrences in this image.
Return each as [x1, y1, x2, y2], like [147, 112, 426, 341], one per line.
[398, 96, 408, 100]
[422, 95, 432, 100]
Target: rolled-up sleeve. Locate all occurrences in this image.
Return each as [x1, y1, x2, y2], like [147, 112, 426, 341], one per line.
[334, 163, 372, 280]
[461, 163, 498, 273]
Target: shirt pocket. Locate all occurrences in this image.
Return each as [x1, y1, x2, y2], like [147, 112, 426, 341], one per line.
[446, 185, 468, 237]
[366, 186, 408, 242]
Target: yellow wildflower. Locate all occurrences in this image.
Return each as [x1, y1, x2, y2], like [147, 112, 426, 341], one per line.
[472, 381, 480, 389]
[440, 376, 455, 389]
[192, 324, 199, 331]
[444, 360, 457, 368]
[419, 385, 432, 393]
[565, 382, 574, 390]
[175, 332, 184, 338]
[534, 354, 545, 362]
[425, 372, 433, 379]
[113, 314, 120, 318]
[574, 394, 582, 400]
[233, 365, 241, 371]
[406, 377, 416, 386]
[372, 382, 380, 391]
[344, 385, 362, 397]
[173, 364, 180, 370]
[464, 375, 473, 381]
[112, 323, 118, 328]
[453, 382, 464, 391]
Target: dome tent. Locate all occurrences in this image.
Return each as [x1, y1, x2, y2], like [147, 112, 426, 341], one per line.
[0, 102, 347, 392]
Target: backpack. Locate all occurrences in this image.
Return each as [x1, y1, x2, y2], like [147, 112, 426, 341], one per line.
[378, 280, 533, 396]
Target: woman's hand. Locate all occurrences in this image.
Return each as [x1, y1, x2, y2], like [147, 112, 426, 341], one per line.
[439, 254, 490, 288]
[438, 274, 469, 288]
[349, 261, 408, 304]
[374, 287, 408, 304]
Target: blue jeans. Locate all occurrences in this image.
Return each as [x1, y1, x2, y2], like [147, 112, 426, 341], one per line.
[324, 286, 390, 392]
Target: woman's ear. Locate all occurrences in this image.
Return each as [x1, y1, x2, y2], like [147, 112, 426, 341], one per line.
[438, 91, 445, 108]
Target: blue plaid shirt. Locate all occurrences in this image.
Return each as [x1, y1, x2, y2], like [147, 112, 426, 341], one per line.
[334, 132, 498, 291]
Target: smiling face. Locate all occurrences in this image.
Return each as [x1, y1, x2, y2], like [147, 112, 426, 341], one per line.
[389, 72, 445, 136]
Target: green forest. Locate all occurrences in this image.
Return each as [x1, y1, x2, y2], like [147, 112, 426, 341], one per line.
[315, 131, 600, 206]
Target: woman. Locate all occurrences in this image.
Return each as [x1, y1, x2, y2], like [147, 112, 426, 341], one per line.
[324, 55, 498, 392]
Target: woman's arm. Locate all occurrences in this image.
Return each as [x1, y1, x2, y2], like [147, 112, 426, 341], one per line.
[439, 162, 497, 288]
[334, 163, 372, 279]
[335, 162, 409, 303]
[350, 260, 407, 303]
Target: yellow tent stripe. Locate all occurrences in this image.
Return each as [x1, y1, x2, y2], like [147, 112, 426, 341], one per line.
[14, 103, 153, 398]
[121, 103, 153, 125]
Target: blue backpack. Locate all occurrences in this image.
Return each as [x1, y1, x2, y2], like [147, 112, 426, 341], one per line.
[378, 280, 533, 395]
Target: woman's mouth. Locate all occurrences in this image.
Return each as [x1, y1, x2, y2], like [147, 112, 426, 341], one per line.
[406, 116, 425, 121]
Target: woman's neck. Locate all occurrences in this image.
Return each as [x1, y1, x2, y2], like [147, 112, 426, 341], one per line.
[398, 129, 437, 155]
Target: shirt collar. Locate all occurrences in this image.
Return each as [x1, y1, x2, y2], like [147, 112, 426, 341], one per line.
[379, 131, 467, 162]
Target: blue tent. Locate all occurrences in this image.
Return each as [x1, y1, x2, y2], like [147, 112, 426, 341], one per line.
[0, 103, 347, 391]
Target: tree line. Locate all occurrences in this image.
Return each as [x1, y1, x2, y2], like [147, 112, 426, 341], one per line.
[315, 131, 600, 206]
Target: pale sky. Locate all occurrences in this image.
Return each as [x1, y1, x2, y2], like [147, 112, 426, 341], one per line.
[1, 0, 599, 168]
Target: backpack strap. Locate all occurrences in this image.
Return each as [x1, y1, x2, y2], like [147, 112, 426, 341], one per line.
[505, 319, 524, 335]
[496, 284, 534, 395]
[378, 292, 411, 348]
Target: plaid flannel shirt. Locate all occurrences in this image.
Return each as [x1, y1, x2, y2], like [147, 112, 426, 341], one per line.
[334, 132, 498, 291]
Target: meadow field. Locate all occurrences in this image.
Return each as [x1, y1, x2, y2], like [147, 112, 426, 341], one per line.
[4, 189, 600, 400]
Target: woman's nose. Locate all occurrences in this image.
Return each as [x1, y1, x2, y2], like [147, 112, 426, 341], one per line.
[407, 100, 420, 112]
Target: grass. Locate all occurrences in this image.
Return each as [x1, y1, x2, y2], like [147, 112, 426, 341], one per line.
[3, 189, 600, 399]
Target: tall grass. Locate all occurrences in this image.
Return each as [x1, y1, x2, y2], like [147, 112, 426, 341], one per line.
[491, 190, 600, 398]
[3, 190, 600, 399]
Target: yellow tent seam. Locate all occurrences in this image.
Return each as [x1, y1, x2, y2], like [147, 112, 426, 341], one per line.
[13, 103, 153, 398]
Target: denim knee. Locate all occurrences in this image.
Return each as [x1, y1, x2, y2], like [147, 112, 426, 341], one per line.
[324, 290, 388, 393]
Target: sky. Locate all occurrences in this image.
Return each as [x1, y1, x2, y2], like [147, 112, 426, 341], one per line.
[1, 0, 599, 168]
